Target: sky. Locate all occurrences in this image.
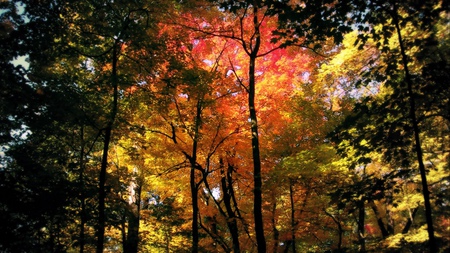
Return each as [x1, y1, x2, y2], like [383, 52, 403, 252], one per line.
[12, 56, 30, 69]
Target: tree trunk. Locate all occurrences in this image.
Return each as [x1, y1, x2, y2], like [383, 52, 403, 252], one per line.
[190, 165, 199, 252]
[369, 200, 390, 238]
[125, 183, 141, 253]
[221, 165, 241, 253]
[97, 126, 111, 253]
[324, 210, 343, 250]
[391, 5, 437, 252]
[79, 126, 86, 253]
[96, 41, 120, 253]
[190, 100, 203, 253]
[270, 192, 279, 253]
[121, 214, 127, 251]
[357, 201, 365, 253]
[79, 190, 86, 253]
[248, 6, 266, 252]
[402, 207, 419, 234]
[289, 179, 297, 253]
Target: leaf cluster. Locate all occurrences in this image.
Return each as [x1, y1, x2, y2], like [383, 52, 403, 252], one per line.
[272, 0, 353, 49]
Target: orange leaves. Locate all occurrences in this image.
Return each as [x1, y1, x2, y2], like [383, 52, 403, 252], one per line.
[166, 6, 323, 165]
[101, 63, 112, 71]
[128, 5, 335, 251]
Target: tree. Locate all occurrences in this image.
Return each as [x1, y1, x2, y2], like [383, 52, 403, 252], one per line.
[59, 1, 170, 251]
[0, 1, 91, 251]
[124, 27, 245, 250]
[1, 1, 172, 252]
[329, 1, 449, 251]
[2, 0, 447, 251]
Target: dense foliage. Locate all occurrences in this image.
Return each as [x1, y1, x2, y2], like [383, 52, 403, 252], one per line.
[1, 0, 448, 252]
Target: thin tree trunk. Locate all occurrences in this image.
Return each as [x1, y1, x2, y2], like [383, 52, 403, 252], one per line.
[391, 4, 437, 252]
[324, 210, 343, 250]
[369, 200, 390, 238]
[250, 58, 265, 253]
[202, 169, 233, 252]
[190, 152, 199, 253]
[271, 194, 278, 253]
[283, 241, 292, 253]
[227, 165, 241, 253]
[96, 41, 120, 253]
[79, 126, 86, 253]
[402, 207, 419, 234]
[97, 126, 111, 253]
[248, 5, 266, 252]
[228, 164, 253, 246]
[357, 201, 365, 253]
[79, 190, 86, 253]
[190, 100, 203, 253]
[221, 165, 241, 253]
[289, 179, 297, 253]
[121, 214, 127, 251]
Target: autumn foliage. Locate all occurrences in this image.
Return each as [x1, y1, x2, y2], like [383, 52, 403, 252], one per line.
[0, 0, 449, 252]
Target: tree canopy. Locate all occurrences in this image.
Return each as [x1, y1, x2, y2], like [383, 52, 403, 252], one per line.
[0, 0, 448, 252]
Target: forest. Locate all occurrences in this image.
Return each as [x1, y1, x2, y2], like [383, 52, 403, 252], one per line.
[0, 0, 449, 252]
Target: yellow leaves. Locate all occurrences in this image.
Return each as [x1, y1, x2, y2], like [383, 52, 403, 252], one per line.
[140, 210, 190, 252]
[394, 193, 422, 212]
[279, 144, 338, 179]
[383, 225, 430, 249]
[318, 31, 358, 78]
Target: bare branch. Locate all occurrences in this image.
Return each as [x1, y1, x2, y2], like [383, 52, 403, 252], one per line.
[157, 160, 189, 176]
[228, 57, 248, 92]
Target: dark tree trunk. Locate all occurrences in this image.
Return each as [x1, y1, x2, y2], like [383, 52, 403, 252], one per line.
[190, 166, 199, 252]
[357, 201, 365, 253]
[391, 4, 437, 252]
[79, 192, 86, 253]
[402, 207, 419, 234]
[271, 196, 279, 253]
[96, 41, 120, 253]
[369, 200, 390, 238]
[289, 179, 297, 253]
[79, 126, 86, 253]
[97, 126, 111, 253]
[283, 241, 292, 253]
[190, 100, 203, 253]
[124, 184, 141, 253]
[221, 164, 241, 253]
[249, 60, 265, 253]
[324, 210, 343, 250]
[121, 214, 127, 251]
[201, 177, 231, 252]
[248, 6, 266, 252]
